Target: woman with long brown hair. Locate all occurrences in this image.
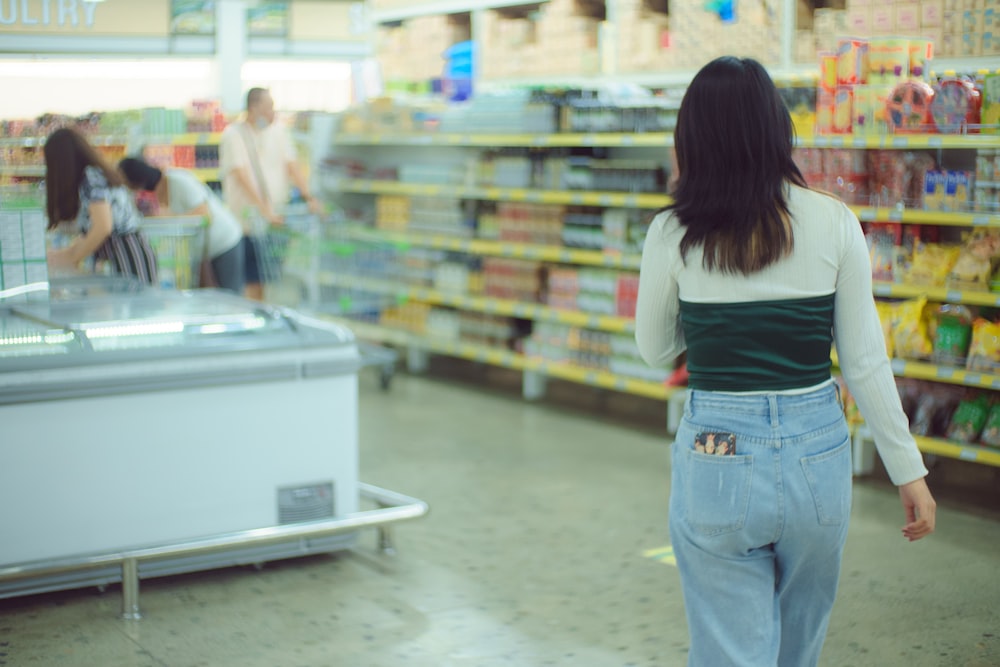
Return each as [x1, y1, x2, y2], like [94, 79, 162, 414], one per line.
[636, 57, 936, 666]
[43, 127, 157, 284]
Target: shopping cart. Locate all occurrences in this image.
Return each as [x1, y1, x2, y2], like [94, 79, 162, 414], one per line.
[260, 205, 402, 391]
[140, 215, 207, 290]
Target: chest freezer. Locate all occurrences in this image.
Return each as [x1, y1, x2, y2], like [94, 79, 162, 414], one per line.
[0, 287, 362, 598]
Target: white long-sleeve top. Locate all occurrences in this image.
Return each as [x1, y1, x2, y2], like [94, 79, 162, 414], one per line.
[635, 184, 928, 486]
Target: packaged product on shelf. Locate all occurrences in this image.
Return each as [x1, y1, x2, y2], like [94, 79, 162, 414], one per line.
[836, 39, 869, 86]
[981, 73, 1000, 134]
[979, 402, 1000, 448]
[876, 301, 896, 357]
[945, 392, 991, 442]
[967, 318, 1000, 373]
[908, 38, 933, 79]
[931, 78, 982, 133]
[909, 383, 962, 436]
[944, 170, 972, 211]
[948, 229, 1000, 289]
[931, 303, 974, 366]
[892, 296, 933, 360]
[886, 81, 935, 133]
[826, 149, 868, 202]
[816, 88, 836, 135]
[866, 223, 901, 281]
[906, 242, 960, 286]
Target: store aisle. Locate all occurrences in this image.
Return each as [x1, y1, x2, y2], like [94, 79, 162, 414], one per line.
[1, 373, 998, 667]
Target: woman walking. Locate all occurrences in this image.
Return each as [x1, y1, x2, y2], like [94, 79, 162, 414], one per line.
[635, 56, 936, 667]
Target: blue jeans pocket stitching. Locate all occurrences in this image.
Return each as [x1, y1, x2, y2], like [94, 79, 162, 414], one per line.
[799, 437, 852, 526]
[682, 449, 754, 537]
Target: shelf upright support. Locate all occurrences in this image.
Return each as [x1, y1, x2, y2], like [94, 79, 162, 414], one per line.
[522, 370, 547, 401]
[217, 0, 249, 115]
[780, 0, 795, 71]
[407, 347, 430, 373]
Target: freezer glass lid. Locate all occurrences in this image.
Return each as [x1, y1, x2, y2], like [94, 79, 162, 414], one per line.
[0, 311, 77, 358]
[13, 291, 282, 350]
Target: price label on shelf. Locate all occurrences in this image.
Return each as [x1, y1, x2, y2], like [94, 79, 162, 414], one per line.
[890, 136, 909, 148]
[927, 137, 943, 148]
[959, 449, 979, 462]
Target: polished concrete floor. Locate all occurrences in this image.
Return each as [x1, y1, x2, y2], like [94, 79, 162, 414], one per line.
[2, 366, 999, 667]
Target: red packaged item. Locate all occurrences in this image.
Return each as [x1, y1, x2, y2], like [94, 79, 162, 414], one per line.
[886, 81, 935, 134]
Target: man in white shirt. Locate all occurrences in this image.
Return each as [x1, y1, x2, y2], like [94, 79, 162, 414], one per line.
[219, 87, 322, 300]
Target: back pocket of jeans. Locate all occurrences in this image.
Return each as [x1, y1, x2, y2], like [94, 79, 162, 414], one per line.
[683, 449, 753, 536]
[800, 437, 852, 526]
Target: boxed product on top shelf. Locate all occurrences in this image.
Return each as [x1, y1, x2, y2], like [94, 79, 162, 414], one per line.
[479, 203, 565, 246]
[377, 14, 472, 84]
[480, 0, 603, 79]
[664, 0, 784, 70]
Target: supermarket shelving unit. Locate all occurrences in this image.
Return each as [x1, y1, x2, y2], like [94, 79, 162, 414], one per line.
[319, 128, 1000, 472]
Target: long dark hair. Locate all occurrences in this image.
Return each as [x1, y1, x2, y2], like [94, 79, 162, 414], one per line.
[43, 127, 124, 229]
[668, 57, 807, 275]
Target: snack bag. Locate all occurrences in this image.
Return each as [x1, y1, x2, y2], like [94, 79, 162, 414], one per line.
[892, 297, 933, 360]
[946, 392, 991, 442]
[911, 385, 961, 436]
[932, 303, 974, 366]
[906, 243, 962, 286]
[980, 402, 1000, 448]
[948, 229, 1000, 290]
[967, 318, 1000, 373]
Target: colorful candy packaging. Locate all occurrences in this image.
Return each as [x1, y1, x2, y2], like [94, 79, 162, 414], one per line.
[837, 38, 869, 86]
[892, 297, 934, 360]
[886, 81, 935, 133]
[931, 78, 982, 134]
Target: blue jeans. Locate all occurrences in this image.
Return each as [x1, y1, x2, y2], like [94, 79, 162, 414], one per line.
[670, 383, 853, 667]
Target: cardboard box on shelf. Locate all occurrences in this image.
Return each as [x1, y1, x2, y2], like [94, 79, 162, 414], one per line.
[872, 6, 895, 31]
[922, 0, 945, 26]
[846, 7, 873, 32]
[895, 2, 921, 29]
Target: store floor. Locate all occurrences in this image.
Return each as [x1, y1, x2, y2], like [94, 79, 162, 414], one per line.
[2, 369, 999, 667]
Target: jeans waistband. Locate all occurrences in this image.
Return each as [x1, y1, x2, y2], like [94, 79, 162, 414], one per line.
[686, 383, 841, 425]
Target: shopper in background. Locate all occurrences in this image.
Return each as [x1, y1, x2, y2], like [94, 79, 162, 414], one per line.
[635, 56, 936, 667]
[43, 127, 158, 284]
[219, 87, 322, 300]
[119, 157, 245, 294]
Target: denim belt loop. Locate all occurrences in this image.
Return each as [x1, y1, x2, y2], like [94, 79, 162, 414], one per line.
[768, 394, 780, 428]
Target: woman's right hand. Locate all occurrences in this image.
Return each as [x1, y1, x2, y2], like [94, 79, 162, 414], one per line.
[898, 477, 936, 542]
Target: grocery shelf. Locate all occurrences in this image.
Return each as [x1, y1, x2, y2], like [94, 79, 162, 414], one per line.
[913, 435, 1000, 468]
[315, 272, 636, 334]
[889, 358, 1000, 390]
[341, 226, 642, 269]
[144, 132, 222, 146]
[0, 166, 45, 177]
[334, 133, 674, 148]
[324, 317, 672, 400]
[800, 135, 1000, 150]
[0, 134, 132, 148]
[849, 206, 1000, 227]
[872, 282, 1000, 307]
[332, 179, 671, 209]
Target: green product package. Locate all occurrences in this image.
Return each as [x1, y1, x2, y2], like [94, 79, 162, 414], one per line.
[980, 403, 1000, 449]
[946, 393, 991, 443]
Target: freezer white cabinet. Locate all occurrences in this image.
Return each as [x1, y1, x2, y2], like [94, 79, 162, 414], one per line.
[0, 288, 362, 597]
